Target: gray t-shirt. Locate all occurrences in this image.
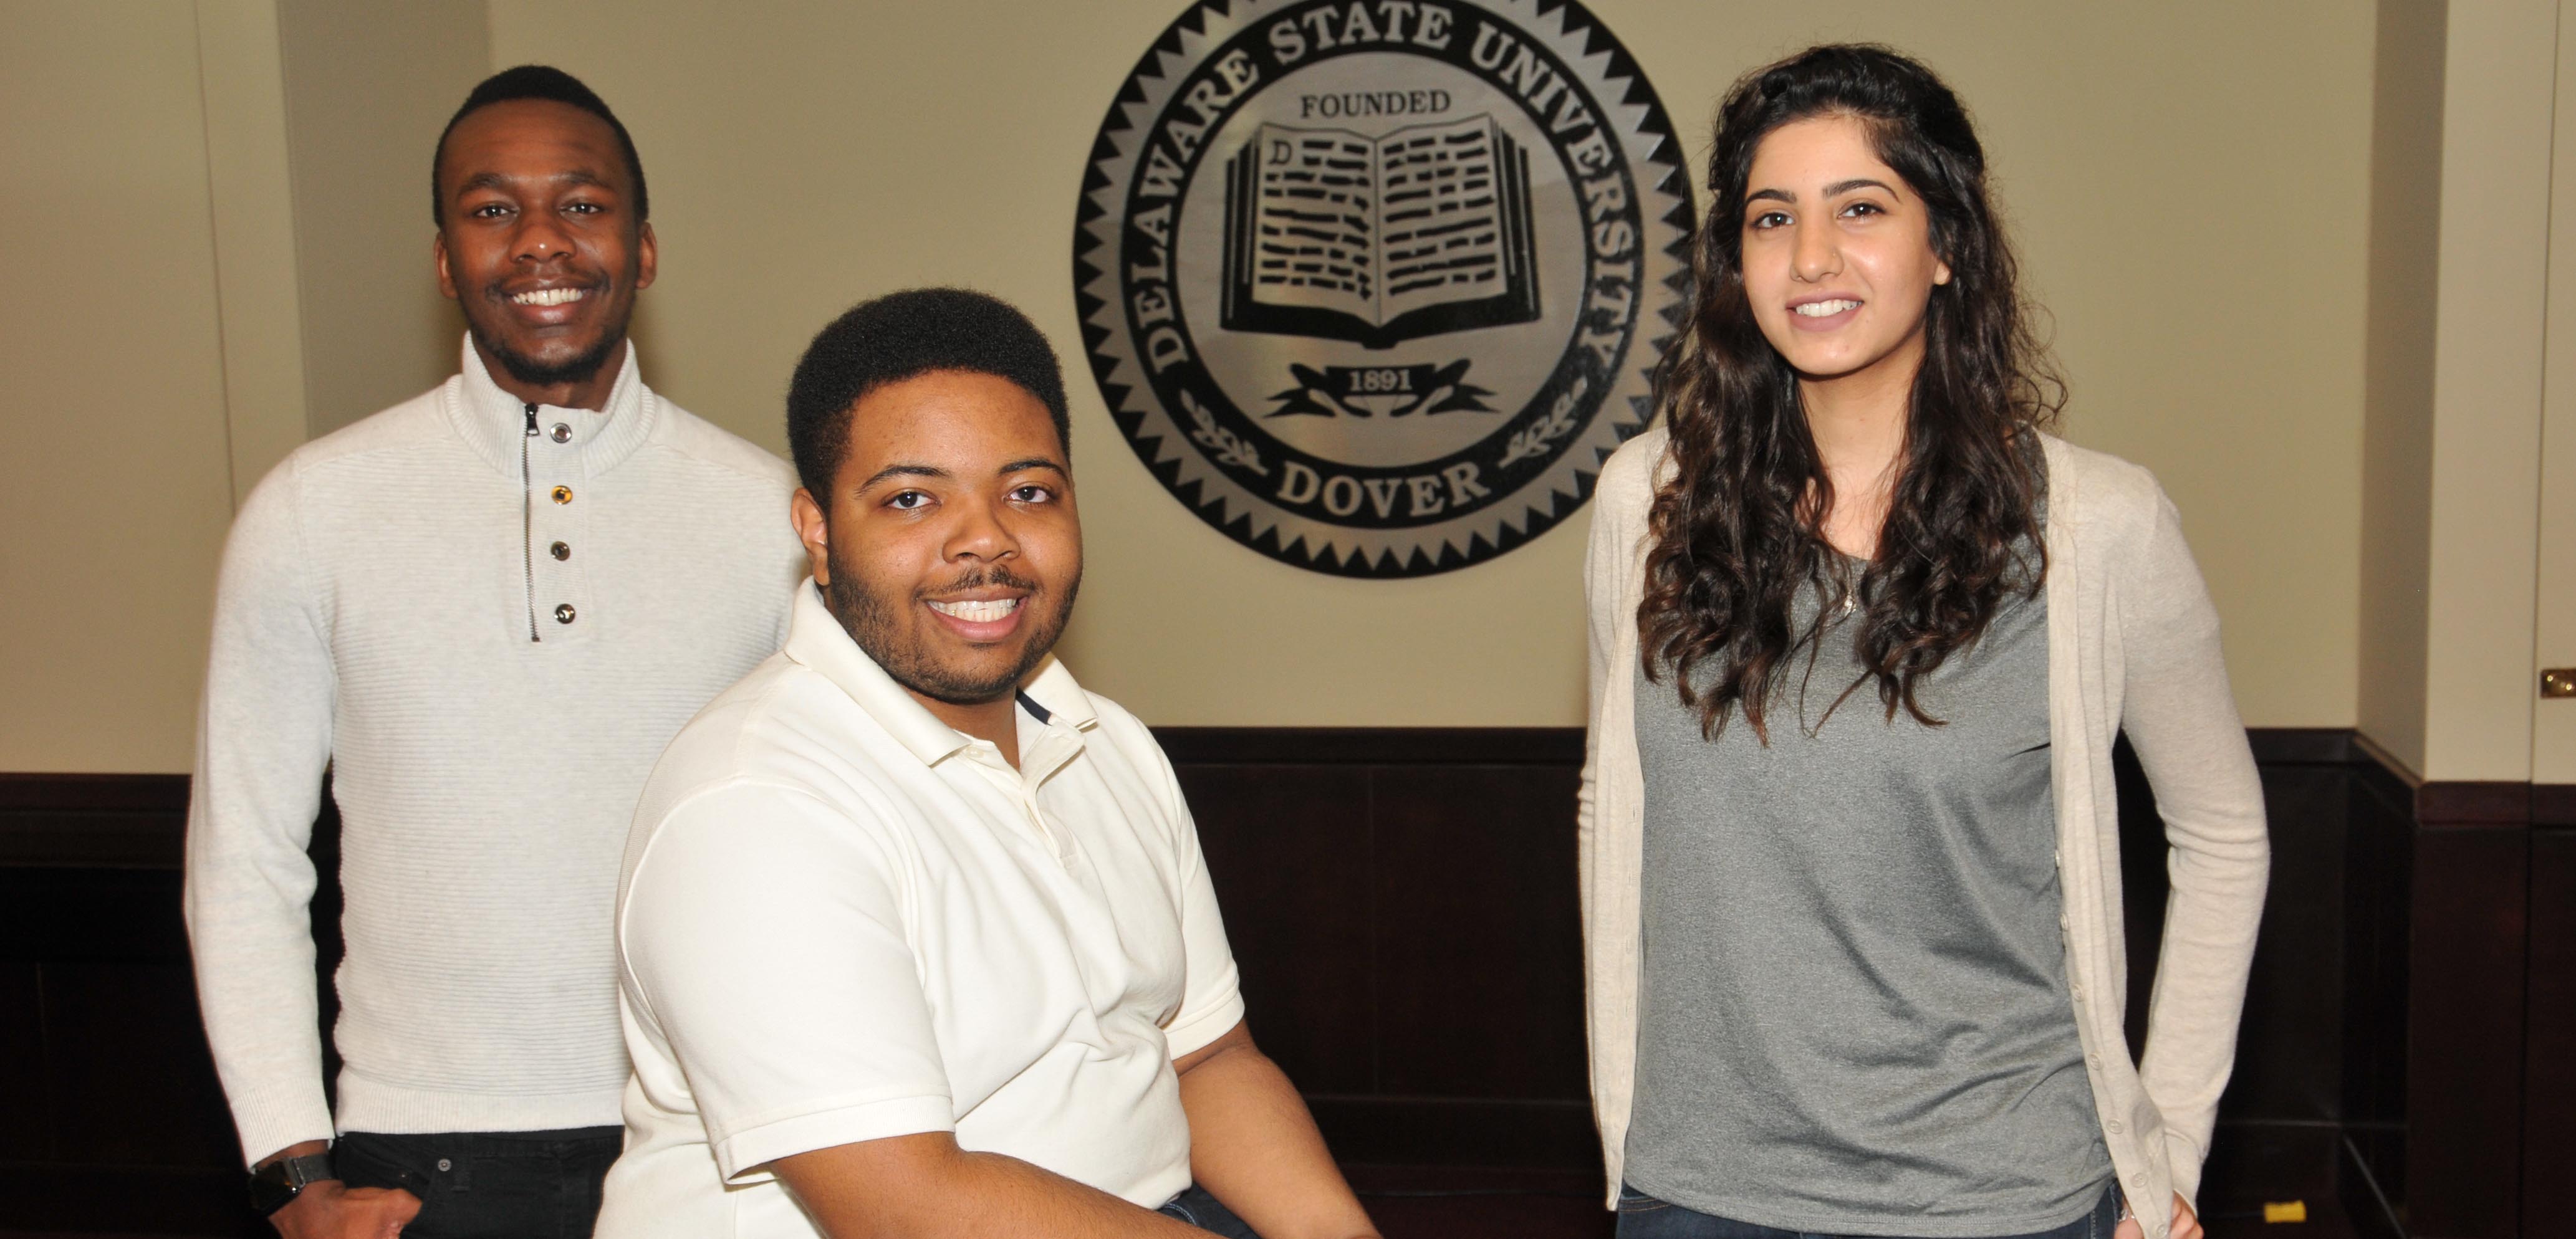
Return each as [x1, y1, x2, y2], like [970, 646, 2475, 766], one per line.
[1625, 555, 2111, 1236]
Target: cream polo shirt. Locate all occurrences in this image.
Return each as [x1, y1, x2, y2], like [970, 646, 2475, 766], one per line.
[596, 583, 1246, 1239]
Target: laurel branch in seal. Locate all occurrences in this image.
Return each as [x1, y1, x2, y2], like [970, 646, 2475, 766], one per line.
[1179, 388, 1269, 476]
[1074, 0, 1694, 576]
[1496, 376, 1588, 470]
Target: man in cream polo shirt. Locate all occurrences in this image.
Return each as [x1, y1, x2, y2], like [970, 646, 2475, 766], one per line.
[597, 290, 1381, 1239]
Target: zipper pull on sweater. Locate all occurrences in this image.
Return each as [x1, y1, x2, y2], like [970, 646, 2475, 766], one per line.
[522, 403, 541, 642]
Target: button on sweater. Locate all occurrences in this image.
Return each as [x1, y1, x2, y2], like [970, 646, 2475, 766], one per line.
[184, 337, 805, 1164]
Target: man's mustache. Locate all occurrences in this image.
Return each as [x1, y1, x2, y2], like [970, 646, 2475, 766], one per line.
[923, 565, 1039, 597]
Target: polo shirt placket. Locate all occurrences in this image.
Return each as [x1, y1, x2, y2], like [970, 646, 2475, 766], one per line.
[949, 704, 1082, 866]
[942, 697, 1160, 1021]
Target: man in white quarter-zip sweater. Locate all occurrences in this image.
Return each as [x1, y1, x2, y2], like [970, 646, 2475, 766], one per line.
[183, 65, 802, 1239]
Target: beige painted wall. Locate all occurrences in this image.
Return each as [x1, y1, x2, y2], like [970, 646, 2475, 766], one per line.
[198, 0, 310, 505]
[0, 3, 239, 772]
[486, 0, 2375, 729]
[2357, 0, 2562, 784]
[2534, 0, 2576, 785]
[2420, 0, 2552, 783]
[2524, 0, 2565, 783]
[0, 0, 488, 773]
[2358, 0, 2446, 778]
[277, 0, 489, 436]
[2542, 433, 2576, 782]
[0, 0, 2389, 772]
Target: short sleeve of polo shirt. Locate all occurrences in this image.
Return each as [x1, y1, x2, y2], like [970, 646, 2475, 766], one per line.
[1152, 747, 1246, 1060]
[621, 780, 952, 1181]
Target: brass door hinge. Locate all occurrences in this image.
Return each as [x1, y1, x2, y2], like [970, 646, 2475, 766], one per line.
[2546, 668, 2576, 699]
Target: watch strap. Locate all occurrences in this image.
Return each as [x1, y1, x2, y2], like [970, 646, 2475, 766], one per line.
[248, 1150, 336, 1216]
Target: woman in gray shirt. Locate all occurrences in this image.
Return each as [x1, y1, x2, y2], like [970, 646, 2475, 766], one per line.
[1589, 44, 2263, 1239]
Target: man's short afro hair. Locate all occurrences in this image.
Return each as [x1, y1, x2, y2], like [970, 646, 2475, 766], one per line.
[787, 289, 1072, 505]
[433, 65, 646, 225]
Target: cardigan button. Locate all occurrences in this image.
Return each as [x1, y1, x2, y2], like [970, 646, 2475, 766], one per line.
[554, 604, 576, 624]
[550, 423, 572, 443]
[550, 541, 570, 561]
[2106, 1119, 2125, 1134]
[552, 485, 573, 504]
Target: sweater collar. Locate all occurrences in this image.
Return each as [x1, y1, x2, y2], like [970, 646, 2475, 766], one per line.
[782, 580, 1096, 770]
[444, 333, 658, 479]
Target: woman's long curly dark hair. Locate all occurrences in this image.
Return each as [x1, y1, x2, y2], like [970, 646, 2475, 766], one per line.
[1641, 44, 2061, 742]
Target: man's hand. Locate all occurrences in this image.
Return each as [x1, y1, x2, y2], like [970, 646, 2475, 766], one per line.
[2113, 1193, 2201, 1239]
[258, 1142, 419, 1239]
[268, 1180, 420, 1239]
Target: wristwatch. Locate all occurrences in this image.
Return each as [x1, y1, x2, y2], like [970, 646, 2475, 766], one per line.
[248, 1150, 336, 1216]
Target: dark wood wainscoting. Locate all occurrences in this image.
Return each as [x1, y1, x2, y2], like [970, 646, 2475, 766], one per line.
[0, 776, 252, 1237]
[1159, 729, 1594, 1170]
[1, 734, 2565, 1237]
[2388, 770, 2573, 1239]
[2524, 827, 2576, 1238]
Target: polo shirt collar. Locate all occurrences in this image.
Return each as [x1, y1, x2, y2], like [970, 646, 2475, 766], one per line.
[445, 333, 658, 479]
[783, 581, 1096, 770]
[1014, 659, 1097, 734]
[1010, 660, 1098, 788]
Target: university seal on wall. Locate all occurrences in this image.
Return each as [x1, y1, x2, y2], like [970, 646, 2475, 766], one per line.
[1075, 0, 1693, 576]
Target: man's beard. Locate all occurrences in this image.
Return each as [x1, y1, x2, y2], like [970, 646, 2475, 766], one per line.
[463, 285, 629, 388]
[822, 551, 1079, 706]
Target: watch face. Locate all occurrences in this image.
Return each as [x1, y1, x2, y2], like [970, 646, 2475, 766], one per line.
[249, 1153, 330, 1215]
[248, 1168, 299, 1216]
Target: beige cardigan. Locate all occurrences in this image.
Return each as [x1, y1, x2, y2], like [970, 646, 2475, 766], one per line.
[1577, 427, 2269, 1237]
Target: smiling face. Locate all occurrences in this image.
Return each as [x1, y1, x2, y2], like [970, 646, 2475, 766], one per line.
[1738, 113, 1951, 390]
[791, 370, 1082, 713]
[433, 98, 655, 406]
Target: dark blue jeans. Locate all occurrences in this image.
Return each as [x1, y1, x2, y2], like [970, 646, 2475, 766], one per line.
[1159, 1184, 1266, 1237]
[1613, 1183, 2120, 1239]
[334, 1126, 621, 1239]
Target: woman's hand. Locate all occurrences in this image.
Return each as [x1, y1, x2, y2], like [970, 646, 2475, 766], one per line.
[2113, 1193, 2200, 1239]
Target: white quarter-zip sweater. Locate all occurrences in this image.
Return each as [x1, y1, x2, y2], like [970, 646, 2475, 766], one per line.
[184, 337, 805, 1165]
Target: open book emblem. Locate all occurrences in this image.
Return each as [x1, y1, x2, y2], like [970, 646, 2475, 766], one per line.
[1224, 117, 1540, 349]
[1077, 0, 1694, 577]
